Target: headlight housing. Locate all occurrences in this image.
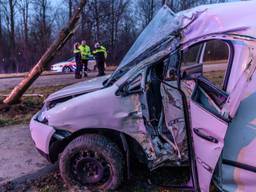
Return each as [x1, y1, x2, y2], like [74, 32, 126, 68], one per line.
[37, 105, 48, 123]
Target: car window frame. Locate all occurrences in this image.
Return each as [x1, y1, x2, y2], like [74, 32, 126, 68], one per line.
[181, 39, 234, 91]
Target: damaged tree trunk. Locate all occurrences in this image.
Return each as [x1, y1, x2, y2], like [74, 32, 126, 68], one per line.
[3, 0, 87, 105]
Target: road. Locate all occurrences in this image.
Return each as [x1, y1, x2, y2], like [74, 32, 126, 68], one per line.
[0, 64, 225, 92]
[0, 72, 111, 91]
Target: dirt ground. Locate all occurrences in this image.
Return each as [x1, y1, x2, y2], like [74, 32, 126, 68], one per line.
[9, 168, 187, 192]
[0, 125, 50, 186]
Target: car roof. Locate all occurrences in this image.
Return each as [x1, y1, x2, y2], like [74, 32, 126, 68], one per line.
[180, 1, 256, 43]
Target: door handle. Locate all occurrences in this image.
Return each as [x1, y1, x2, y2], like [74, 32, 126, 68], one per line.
[193, 128, 219, 144]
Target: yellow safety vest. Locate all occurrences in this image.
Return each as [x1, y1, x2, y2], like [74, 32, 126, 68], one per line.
[79, 45, 91, 60]
[93, 46, 107, 58]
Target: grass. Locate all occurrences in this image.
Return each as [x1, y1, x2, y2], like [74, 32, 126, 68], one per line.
[0, 85, 67, 127]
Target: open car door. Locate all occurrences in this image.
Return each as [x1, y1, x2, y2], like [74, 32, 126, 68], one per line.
[190, 77, 230, 192]
[180, 41, 256, 191]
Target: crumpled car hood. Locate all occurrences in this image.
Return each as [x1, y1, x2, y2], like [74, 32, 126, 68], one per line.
[45, 75, 110, 102]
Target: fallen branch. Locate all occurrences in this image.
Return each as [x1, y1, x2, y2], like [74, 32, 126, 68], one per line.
[3, 0, 87, 105]
[0, 94, 44, 98]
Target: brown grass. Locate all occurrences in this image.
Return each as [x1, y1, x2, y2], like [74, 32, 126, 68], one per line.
[0, 85, 67, 127]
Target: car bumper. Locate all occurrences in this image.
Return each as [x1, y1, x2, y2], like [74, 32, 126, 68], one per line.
[30, 114, 56, 157]
[51, 69, 62, 72]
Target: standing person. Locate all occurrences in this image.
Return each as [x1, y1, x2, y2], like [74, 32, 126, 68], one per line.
[93, 42, 107, 76]
[73, 42, 82, 79]
[79, 40, 91, 77]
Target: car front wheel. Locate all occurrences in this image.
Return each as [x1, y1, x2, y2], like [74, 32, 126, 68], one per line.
[62, 66, 71, 73]
[59, 134, 124, 191]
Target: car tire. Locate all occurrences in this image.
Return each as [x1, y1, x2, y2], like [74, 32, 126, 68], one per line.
[59, 134, 124, 191]
[62, 66, 71, 73]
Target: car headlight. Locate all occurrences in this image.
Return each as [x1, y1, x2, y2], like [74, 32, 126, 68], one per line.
[37, 105, 48, 123]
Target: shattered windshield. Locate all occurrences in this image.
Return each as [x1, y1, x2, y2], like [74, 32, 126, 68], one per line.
[106, 6, 181, 86]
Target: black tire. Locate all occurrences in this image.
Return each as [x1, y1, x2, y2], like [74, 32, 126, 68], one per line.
[59, 134, 124, 191]
[62, 66, 71, 73]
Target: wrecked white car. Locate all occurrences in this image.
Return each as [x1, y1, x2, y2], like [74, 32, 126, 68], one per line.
[30, 1, 256, 191]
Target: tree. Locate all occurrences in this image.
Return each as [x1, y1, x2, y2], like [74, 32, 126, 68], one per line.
[17, 0, 31, 45]
[0, 0, 3, 43]
[32, 0, 52, 51]
[68, 0, 72, 19]
[3, 0, 17, 49]
[4, 0, 87, 104]
[137, 0, 161, 27]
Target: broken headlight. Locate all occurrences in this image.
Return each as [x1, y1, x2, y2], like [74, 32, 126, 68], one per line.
[37, 105, 48, 123]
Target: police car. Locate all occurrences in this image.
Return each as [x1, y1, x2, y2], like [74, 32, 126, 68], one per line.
[51, 56, 96, 73]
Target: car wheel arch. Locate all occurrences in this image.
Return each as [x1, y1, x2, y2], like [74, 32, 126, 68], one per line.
[48, 128, 148, 176]
[62, 66, 71, 73]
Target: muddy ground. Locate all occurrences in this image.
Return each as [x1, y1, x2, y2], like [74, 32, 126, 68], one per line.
[6, 168, 191, 192]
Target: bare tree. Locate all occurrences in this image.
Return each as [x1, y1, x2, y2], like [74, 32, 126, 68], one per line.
[2, 0, 17, 49]
[0, 0, 3, 43]
[91, 0, 100, 40]
[4, 0, 87, 105]
[68, 0, 72, 19]
[17, 0, 31, 45]
[9, 0, 16, 49]
[137, 0, 161, 27]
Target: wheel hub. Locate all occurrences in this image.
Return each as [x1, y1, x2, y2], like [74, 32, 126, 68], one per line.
[71, 150, 110, 186]
[77, 157, 104, 184]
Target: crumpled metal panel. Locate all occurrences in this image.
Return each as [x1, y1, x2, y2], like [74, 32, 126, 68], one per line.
[45, 84, 157, 160]
[180, 1, 256, 43]
[161, 81, 187, 160]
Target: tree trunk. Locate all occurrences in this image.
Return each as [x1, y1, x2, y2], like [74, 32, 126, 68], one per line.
[21, 0, 29, 45]
[94, 0, 100, 41]
[24, 0, 29, 45]
[0, 0, 2, 43]
[110, 0, 115, 61]
[4, 0, 87, 105]
[9, 0, 15, 49]
[68, 0, 72, 19]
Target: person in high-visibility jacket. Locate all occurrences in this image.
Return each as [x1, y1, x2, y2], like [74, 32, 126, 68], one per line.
[73, 42, 82, 79]
[93, 42, 107, 76]
[79, 40, 91, 77]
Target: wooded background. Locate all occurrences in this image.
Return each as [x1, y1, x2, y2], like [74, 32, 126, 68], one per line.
[0, 0, 231, 73]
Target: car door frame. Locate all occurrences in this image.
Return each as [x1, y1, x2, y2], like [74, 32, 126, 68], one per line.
[178, 38, 235, 191]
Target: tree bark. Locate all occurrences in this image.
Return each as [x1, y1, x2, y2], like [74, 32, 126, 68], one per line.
[9, 0, 15, 49]
[19, 0, 30, 45]
[4, 0, 87, 105]
[0, 0, 2, 43]
[68, 0, 72, 19]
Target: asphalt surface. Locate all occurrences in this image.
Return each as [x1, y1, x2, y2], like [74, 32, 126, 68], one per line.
[0, 72, 109, 91]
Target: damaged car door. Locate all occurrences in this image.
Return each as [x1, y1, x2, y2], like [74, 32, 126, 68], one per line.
[180, 39, 252, 192]
[190, 77, 229, 192]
